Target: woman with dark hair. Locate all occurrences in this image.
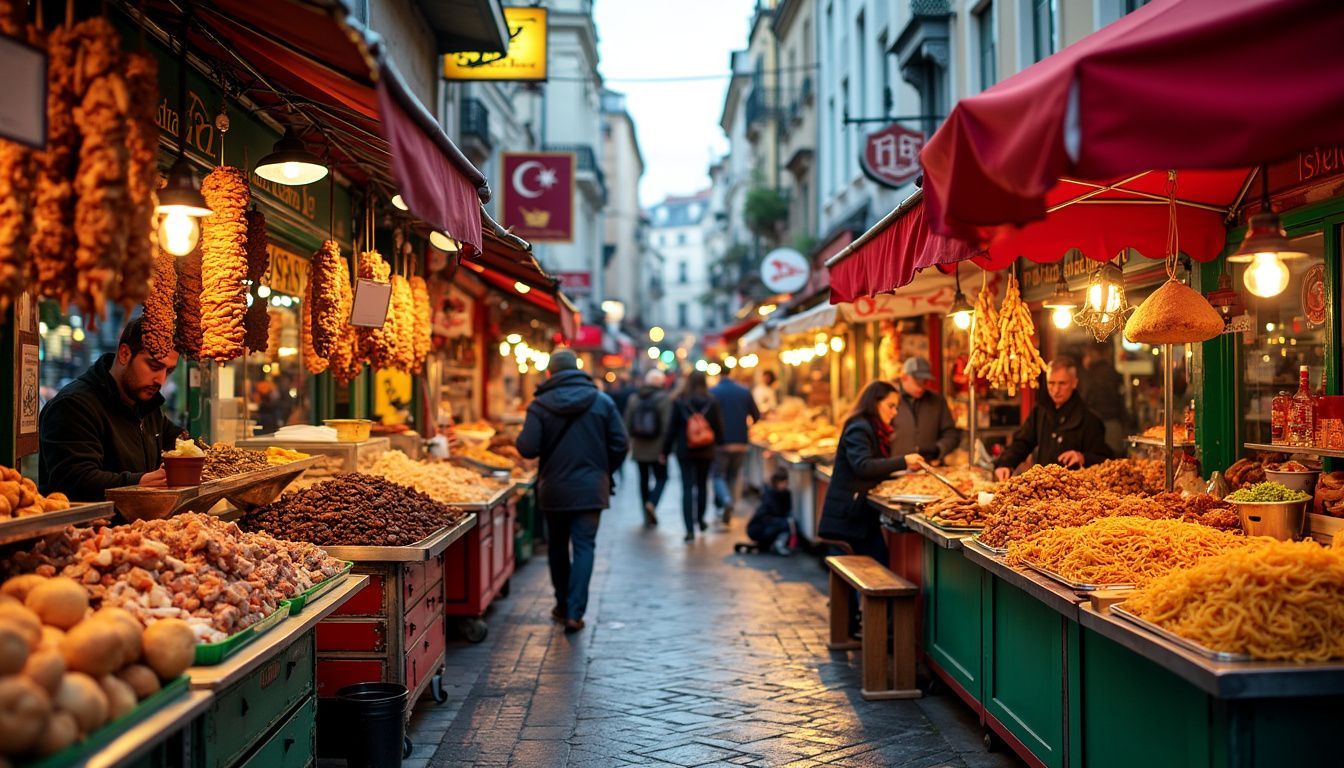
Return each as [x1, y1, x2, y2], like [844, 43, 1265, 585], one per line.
[662, 370, 725, 542]
[818, 381, 929, 562]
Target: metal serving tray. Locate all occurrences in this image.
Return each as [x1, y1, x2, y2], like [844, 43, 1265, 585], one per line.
[104, 456, 322, 521]
[1111, 605, 1255, 662]
[965, 533, 1008, 556]
[877, 493, 941, 505]
[1022, 560, 1136, 592]
[0, 501, 115, 546]
[448, 485, 512, 512]
[319, 514, 477, 562]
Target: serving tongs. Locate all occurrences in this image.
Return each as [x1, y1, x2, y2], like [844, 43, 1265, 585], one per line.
[912, 460, 970, 500]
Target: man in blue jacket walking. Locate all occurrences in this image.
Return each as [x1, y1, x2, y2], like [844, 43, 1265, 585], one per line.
[710, 369, 761, 524]
[516, 349, 629, 632]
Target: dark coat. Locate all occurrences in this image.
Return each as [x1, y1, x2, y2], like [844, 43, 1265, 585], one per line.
[1079, 361, 1127, 422]
[818, 418, 911, 543]
[624, 385, 674, 464]
[661, 394, 725, 461]
[709, 379, 760, 444]
[994, 392, 1113, 472]
[747, 485, 792, 543]
[38, 353, 182, 501]
[516, 369, 629, 512]
[891, 389, 961, 460]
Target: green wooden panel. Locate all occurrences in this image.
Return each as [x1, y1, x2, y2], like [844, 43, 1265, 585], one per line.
[199, 631, 315, 768]
[923, 542, 983, 702]
[1197, 255, 1238, 474]
[1219, 696, 1344, 768]
[1080, 627, 1211, 768]
[985, 578, 1065, 768]
[236, 695, 317, 768]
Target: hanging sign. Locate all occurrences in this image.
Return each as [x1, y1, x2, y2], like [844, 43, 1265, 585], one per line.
[350, 279, 392, 328]
[500, 152, 575, 242]
[861, 123, 925, 189]
[555, 271, 591, 296]
[443, 7, 548, 81]
[1302, 263, 1327, 326]
[761, 248, 810, 294]
[0, 35, 45, 148]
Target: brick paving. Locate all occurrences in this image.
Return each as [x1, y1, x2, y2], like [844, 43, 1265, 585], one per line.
[406, 467, 1024, 768]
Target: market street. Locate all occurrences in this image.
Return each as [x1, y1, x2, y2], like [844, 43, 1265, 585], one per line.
[406, 471, 1023, 768]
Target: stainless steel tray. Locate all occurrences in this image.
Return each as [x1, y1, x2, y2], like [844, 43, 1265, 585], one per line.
[1022, 560, 1136, 592]
[0, 502, 115, 545]
[320, 514, 478, 562]
[923, 518, 987, 533]
[450, 485, 512, 512]
[1111, 605, 1255, 662]
[105, 456, 322, 521]
[965, 534, 1008, 556]
[875, 493, 941, 505]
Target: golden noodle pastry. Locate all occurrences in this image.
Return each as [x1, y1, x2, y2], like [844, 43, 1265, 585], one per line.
[301, 272, 327, 375]
[310, 241, 343, 358]
[114, 50, 158, 309]
[30, 23, 78, 303]
[199, 167, 250, 361]
[142, 250, 176, 360]
[410, 276, 431, 373]
[173, 249, 203, 359]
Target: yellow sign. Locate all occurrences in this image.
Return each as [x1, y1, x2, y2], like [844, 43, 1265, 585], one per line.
[374, 368, 413, 426]
[443, 7, 548, 81]
[264, 245, 310, 298]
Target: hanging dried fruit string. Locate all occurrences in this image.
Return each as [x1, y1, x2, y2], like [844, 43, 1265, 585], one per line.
[0, 0, 33, 313]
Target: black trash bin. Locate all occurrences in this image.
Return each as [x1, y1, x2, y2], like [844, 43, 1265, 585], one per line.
[337, 682, 409, 768]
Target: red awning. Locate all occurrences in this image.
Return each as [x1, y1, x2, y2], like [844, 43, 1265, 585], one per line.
[920, 0, 1344, 243]
[825, 194, 977, 304]
[718, 316, 761, 345]
[154, 1, 488, 251]
[457, 214, 579, 338]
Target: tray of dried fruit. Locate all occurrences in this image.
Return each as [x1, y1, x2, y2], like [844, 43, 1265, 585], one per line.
[193, 604, 291, 666]
[285, 561, 355, 615]
[105, 455, 322, 522]
[319, 514, 478, 563]
[16, 675, 191, 768]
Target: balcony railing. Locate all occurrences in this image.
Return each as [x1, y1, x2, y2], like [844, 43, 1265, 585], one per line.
[459, 97, 491, 150]
[545, 143, 607, 201]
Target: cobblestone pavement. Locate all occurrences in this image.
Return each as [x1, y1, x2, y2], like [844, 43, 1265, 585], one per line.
[407, 465, 1024, 768]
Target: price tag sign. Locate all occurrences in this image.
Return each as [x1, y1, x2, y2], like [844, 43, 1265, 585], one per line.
[0, 35, 45, 148]
[350, 279, 392, 328]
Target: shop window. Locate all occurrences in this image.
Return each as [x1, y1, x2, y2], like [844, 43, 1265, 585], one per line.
[677, 303, 688, 328]
[975, 2, 997, 91]
[1233, 232, 1328, 447]
[1030, 0, 1054, 63]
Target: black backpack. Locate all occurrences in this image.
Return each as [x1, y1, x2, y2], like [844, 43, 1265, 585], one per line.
[629, 394, 662, 438]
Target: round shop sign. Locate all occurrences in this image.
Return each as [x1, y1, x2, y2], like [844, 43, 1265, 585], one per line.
[761, 248, 810, 294]
[1302, 263, 1326, 326]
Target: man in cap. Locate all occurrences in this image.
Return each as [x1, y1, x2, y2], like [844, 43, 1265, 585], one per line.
[890, 356, 961, 463]
[517, 348, 629, 633]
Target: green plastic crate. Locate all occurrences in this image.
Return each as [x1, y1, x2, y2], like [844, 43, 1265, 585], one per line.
[285, 562, 354, 615]
[19, 676, 189, 768]
[194, 604, 289, 666]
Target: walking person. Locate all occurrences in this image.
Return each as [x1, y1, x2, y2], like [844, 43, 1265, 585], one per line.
[516, 349, 629, 633]
[661, 370, 725, 542]
[710, 369, 760, 524]
[625, 369, 674, 527]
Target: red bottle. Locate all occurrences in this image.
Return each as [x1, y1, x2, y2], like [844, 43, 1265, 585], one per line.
[1271, 391, 1290, 445]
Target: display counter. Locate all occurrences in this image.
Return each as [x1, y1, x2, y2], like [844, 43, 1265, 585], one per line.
[512, 473, 538, 564]
[883, 491, 1344, 768]
[443, 488, 517, 641]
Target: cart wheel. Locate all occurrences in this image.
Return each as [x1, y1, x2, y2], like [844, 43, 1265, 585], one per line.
[403, 736, 414, 759]
[429, 672, 448, 703]
[498, 579, 511, 598]
[983, 729, 1001, 752]
[460, 618, 488, 643]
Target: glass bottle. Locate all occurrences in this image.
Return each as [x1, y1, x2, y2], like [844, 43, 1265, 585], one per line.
[1314, 382, 1326, 448]
[1184, 400, 1196, 443]
[1288, 366, 1315, 447]
[1271, 391, 1290, 445]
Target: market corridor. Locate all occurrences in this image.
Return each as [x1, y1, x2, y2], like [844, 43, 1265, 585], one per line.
[406, 468, 1023, 768]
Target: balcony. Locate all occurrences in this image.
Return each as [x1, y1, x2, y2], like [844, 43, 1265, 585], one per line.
[459, 97, 491, 160]
[545, 143, 607, 204]
[745, 90, 772, 141]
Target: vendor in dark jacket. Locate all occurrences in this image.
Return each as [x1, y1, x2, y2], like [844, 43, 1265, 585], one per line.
[39, 316, 181, 501]
[993, 359, 1113, 481]
[890, 356, 961, 462]
[818, 381, 929, 563]
[661, 371, 725, 542]
[517, 349, 629, 633]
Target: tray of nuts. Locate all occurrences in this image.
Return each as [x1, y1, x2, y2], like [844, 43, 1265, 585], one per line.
[106, 455, 322, 521]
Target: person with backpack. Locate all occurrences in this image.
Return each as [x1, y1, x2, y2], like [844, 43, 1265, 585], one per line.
[516, 348, 629, 633]
[661, 370, 725, 542]
[710, 369, 761, 525]
[625, 369, 674, 527]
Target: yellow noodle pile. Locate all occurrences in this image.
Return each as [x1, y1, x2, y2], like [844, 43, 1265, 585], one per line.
[1005, 516, 1256, 587]
[1123, 539, 1344, 662]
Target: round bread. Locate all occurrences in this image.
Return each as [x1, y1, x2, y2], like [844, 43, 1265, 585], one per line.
[34, 710, 78, 756]
[25, 578, 89, 630]
[1, 575, 46, 603]
[55, 672, 108, 734]
[0, 605, 42, 649]
[141, 620, 195, 680]
[1124, 279, 1224, 344]
[0, 676, 52, 753]
[62, 620, 124, 677]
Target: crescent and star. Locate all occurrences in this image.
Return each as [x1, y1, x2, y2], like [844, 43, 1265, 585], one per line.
[512, 161, 561, 199]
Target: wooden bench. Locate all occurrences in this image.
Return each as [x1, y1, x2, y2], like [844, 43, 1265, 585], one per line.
[825, 555, 921, 701]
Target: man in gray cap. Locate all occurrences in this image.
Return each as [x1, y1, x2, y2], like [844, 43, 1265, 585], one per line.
[517, 348, 629, 633]
[890, 356, 961, 463]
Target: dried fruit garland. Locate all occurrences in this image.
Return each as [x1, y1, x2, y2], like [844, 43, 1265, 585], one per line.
[410, 276, 431, 373]
[983, 274, 1048, 396]
[310, 240, 344, 359]
[29, 23, 79, 303]
[114, 50, 159, 309]
[243, 210, 270, 353]
[199, 167, 250, 361]
[174, 249, 203, 359]
[329, 258, 362, 385]
[143, 250, 177, 360]
[355, 250, 396, 368]
[301, 269, 328, 375]
[388, 275, 415, 372]
[0, 3, 32, 312]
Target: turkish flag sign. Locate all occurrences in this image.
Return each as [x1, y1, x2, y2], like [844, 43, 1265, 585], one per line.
[501, 152, 575, 242]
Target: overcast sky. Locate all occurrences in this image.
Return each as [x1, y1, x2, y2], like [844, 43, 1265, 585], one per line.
[594, 0, 757, 208]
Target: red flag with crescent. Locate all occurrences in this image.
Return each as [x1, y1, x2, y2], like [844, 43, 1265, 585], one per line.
[501, 152, 575, 242]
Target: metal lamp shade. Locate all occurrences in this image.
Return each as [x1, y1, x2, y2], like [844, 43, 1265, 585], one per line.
[155, 157, 212, 217]
[1226, 211, 1309, 263]
[254, 129, 329, 185]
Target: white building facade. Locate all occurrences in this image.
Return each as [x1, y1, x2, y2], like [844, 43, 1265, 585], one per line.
[601, 90, 649, 328]
[648, 192, 712, 339]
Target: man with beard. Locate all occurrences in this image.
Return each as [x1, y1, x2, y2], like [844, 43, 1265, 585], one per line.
[39, 316, 183, 500]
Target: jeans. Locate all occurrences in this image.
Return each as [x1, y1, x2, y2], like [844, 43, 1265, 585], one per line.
[712, 445, 748, 511]
[746, 515, 792, 546]
[636, 461, 668, 510]
[544, 509, 601, 621]
[677, 456, 713, 534]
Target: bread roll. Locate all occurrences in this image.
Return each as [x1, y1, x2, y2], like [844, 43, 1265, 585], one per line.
[1124, 279, 1224, 344]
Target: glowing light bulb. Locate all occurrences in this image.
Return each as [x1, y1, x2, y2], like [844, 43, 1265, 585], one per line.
[281, 162, 302, 180]
[649, 327, 665, 343]
[830, 336, 845, 352]
[257, 285, 272, 299]
[951, 310, 973, 330]
[499, 341, 511, 358]
[1052, 306, 1073, 329]
[648, 346, 660, 359]
[71, 328, 86, 342]
[1244, 253, 1290, 298]
[725, 356, 738, 369]
[506, 334, 522, 344]
[1088, 283, 1103, 312]
[158, 210, 200, 256]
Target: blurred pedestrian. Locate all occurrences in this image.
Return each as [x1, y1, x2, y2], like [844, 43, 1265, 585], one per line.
[662, 370, 725, 542]
[710, 369, 760, 524]
[625, 369, 674, 527]
[890, 357, 961, 463]
[517, 348, 629, 633]
[752, 370, 778, 416]
[747, 468, 795, 555]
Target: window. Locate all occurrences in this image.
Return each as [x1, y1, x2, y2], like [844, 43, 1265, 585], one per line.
[878, 32, 890, 114]
[842, 77, 851, 181]
[856, 13, 866, 121]
[677, 233, 687, 246]
[677, 303, 689, 328]
[975, 2, 997, 90]
[1032, 0, 1055, 62]
[678, 261, 688, 284]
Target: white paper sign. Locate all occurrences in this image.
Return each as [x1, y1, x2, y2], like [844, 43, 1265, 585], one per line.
[350, 279, 392, 328]
[0, 35, 46, 148]
[19, 344, 38, 434]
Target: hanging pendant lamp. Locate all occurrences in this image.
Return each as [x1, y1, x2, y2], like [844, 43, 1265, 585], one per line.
[1227, 165, 1307, 298]
[945, 267, 974, 330]
[1042, 272, 1077, 330]
[254, 127, 329, 185]
[155, 4, 211, 255]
